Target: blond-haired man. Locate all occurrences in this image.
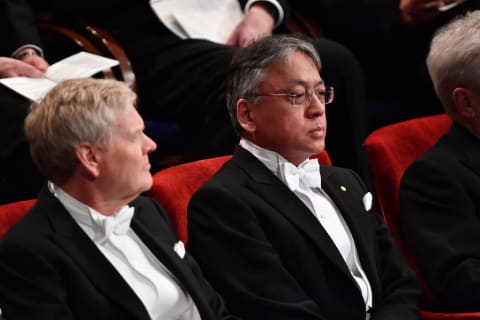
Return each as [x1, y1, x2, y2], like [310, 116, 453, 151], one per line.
[0, 78, 239, 320]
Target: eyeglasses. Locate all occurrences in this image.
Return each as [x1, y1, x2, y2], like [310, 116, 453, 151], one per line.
[252, 86, 334, 107]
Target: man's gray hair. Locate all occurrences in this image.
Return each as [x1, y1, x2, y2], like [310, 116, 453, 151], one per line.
[427, 11, 480, 114]
[227, 34, 321, 134]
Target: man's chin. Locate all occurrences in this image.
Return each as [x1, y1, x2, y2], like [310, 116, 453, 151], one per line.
[311, 143, 325, 155]
[142, 178, 153, 193]
[130, 178, 154, 197]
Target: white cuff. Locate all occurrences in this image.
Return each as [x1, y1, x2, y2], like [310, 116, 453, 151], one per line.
[11, 44, 44, 59]
[244, 0, 284, 28]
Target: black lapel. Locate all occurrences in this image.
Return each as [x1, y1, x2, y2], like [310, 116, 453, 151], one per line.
[320, 167, 379, 291]
[39, 188, 150, 320]
[233, 147, 352, 278]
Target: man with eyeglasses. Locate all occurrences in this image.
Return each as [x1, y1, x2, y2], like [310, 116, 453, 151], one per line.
[187, 34, 420, 320]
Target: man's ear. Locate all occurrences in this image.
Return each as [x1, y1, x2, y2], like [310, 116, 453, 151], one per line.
[76, 142, 101, 178]
[452, 87, 477, 118]
[237, 99, 256, 133]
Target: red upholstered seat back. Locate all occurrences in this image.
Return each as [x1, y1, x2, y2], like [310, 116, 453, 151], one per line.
[0, 199, 36, 238]
[364, 114, 452, 307]
[149, 155, 231, 244]
[364, 114, 451, 240]
[420, 311, 480, 320]
[365, 116, 480, 320]
[149, 151, 331, 244]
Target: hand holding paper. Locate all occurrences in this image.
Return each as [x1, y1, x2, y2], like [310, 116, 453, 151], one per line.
[0, 52, 119, 102]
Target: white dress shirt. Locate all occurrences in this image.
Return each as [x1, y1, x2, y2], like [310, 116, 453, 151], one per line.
[239, 139, 373, 311]
[49, 182, 201, 320]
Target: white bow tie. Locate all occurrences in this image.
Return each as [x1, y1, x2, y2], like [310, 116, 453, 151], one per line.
[281, 159, 321, 191]
[90, 206, 135, 243]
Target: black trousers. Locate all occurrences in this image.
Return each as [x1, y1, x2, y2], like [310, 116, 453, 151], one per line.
[0, 86, 44, 204]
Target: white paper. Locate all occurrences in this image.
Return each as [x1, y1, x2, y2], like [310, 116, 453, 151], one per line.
[150, 0, 189, 39]
[0, 52, 119, 102]
[149, 0, 244, 43]
[0, 77, 56, 102]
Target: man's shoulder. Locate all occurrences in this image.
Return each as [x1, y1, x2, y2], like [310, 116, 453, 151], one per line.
[416, 123, 474, 164]
[131, 195, 168, 218]
[130, 196, 173, 225]
[131, 195, 155, 207]
[0, 199, 53, 252]
[405, 133, 457, 176]
[189, 156, 260, 205]
[201, 156, 246, 183]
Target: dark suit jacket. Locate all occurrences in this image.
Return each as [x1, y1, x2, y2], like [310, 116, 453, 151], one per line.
[0, 186, 239, 320]
[0, 84, 44, 204]
[0, 0, 42, 56]
[0, 0, 39, 157]
[188, 146, 419, 320]
[400, 123, 480, 312]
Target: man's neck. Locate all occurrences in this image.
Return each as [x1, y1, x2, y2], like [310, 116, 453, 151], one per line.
[58, 180, 132, 216]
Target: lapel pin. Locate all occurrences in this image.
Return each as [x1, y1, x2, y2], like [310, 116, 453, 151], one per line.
[340, 185, 347, 192]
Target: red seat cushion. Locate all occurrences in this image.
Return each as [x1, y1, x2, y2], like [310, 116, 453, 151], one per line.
[149, 150, 331, 244]
[0, 199, 36, 238]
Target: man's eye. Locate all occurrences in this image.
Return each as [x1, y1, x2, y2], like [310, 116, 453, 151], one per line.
[292, 93, 305, 99]
[293, 93, 305, 104]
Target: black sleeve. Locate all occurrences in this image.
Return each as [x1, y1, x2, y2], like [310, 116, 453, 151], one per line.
[400, 158, 480, 310]
[0, 0, 43, 56]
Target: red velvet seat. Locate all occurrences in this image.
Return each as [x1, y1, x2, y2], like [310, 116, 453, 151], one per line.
[364, 114, 480, 319]
[0, 199, 36, 238]
[148, 151, 331, 245]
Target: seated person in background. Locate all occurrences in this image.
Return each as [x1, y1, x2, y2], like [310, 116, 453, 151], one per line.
[0, 78, 240, 320]
[187, 34, 419, 320]
[0, 1, 48, 203]
[0, 56, 46, 203]
[0, 0, 49, 203]
[290, 0, 480, 131]
[2, 0, 371, 182]
[400, 11, 480, 312]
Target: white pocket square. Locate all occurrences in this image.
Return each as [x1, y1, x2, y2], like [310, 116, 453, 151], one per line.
[362, 192, 373, 211]
[173, 240, 186, 259]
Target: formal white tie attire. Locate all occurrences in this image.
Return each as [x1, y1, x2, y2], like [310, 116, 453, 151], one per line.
[281, 160, 322, 190]
[49, 182, 201, 320]
[239, 139, 373, 312]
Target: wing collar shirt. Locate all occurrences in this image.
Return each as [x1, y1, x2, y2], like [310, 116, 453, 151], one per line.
[49, 182, 201, 320]
[239, 138, 373, 311]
